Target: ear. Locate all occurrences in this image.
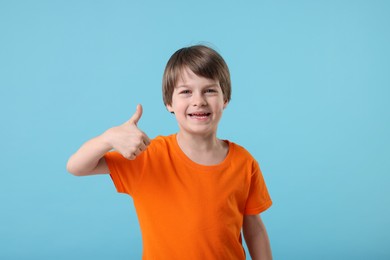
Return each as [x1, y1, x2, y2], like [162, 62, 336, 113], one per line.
[166, 104, 174, 113]
[223, 99, 229, 109]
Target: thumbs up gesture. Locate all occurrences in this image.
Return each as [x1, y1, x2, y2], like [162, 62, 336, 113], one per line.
[104, 104, 151, 160]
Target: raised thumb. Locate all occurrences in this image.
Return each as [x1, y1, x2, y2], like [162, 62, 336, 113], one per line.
[128, 104, 143, 125]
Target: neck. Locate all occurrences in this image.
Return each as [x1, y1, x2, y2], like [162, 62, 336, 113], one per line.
[176, 131, 228, 166]
[176, 131, 220, 152]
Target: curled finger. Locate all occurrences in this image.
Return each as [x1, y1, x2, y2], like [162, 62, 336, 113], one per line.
[138, 142, 147, 152]
[142, 132, 151, 146]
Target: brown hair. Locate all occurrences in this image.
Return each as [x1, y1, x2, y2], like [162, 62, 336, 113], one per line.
[162, 45, 231, 106]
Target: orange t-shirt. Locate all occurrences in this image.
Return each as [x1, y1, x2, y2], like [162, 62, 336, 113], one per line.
[104, 134, 272, 259]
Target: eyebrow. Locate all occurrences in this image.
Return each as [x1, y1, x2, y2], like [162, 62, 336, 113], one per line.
[175, 83, 220, 89]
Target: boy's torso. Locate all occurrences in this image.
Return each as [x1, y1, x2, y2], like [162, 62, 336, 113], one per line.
[106, 134, 261, 259]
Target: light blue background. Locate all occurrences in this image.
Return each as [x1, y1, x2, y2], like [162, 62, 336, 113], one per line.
[1, 0, 389, 259]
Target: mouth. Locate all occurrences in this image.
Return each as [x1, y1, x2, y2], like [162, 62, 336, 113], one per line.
[188, 112, 211, 119]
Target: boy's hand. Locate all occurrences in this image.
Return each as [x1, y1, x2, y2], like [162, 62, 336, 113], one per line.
[103, 104, 151, 160]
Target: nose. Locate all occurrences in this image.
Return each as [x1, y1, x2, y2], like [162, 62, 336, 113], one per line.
[192, 92, 207, 107]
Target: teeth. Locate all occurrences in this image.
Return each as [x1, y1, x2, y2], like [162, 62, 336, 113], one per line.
[190, 113, 209, 116]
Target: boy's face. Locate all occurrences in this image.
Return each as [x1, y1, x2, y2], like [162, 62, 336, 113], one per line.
[166, 67, 228, 137]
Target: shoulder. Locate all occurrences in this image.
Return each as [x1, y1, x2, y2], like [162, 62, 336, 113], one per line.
[226, 140, 261, 170]
[150, 134, 174, 146]
[147, 134, 176, 153]
[228, 140, 256, 161]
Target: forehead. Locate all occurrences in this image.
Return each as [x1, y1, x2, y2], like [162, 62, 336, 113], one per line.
[175, 67, 219, 87]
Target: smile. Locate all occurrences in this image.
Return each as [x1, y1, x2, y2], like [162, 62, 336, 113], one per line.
[188, 113, 211, 118]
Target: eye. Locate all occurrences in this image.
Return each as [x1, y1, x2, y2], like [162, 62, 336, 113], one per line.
[205, 89, 217, 93]
[179, 90, 191, 94]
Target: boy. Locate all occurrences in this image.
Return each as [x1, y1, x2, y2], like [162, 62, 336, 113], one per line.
[67, 45, 273, 259]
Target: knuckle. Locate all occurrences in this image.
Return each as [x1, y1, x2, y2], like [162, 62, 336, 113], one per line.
[137, 138, 144, 145]
[123, 151, 133, 160]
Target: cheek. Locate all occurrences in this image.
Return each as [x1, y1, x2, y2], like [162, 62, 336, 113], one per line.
[172, 102, 187, 116]
[214, 98, 228, 110]
[174, 99, 187, 109]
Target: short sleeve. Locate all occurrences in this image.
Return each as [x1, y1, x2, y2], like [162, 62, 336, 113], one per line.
[104, 151, 146, 196]
[244, 160, 272, 215]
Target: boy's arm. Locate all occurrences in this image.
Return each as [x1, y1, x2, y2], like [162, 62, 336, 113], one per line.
[66, 135, 112, 176]
[243, 214, 272, 260]
[66, 105, 150, 176]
